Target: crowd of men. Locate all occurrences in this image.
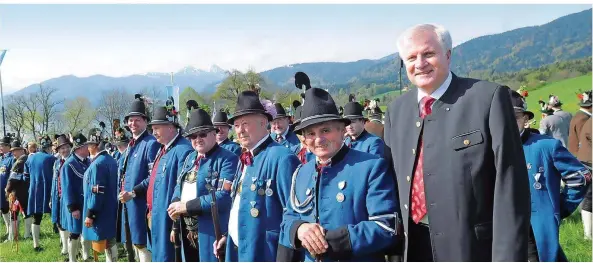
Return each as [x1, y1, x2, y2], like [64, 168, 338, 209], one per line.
[0, 23, 592, 262]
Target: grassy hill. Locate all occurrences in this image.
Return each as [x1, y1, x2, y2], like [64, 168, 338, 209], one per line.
[525, 74, 592, 127]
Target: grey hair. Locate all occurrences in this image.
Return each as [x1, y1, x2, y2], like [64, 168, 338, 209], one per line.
[396, 23, 452, 60]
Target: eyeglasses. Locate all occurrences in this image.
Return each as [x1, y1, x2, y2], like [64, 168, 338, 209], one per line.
[188, 132, 209, 140]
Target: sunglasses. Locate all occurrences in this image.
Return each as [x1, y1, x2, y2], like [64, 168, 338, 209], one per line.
[188, 132, 210, 140]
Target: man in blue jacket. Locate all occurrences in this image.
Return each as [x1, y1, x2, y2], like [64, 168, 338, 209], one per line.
[61, 133, 92, 262]
[342, 101, 384, 157]
[213, 91, 300, 261]
[117, 97, 160, 262]
[168, 108, 238, 262]
[50, 134, 72, 256]
[270, 103, 300, 151]
[511, 89, 591, 261]
[25, 135, 56, 251]
[82, 129, 120, 262]
[278, 88, 400, 262]
[121, 106, 193, 261]
[213, 110, 242, 156]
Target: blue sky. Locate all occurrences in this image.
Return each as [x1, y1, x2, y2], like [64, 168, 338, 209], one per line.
[0, 4, 590, 93]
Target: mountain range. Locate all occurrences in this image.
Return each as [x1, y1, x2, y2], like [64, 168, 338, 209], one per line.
[10, 8, 592, 105]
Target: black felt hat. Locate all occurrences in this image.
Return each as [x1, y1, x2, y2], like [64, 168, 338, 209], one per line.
[212, 110, 232, 127]
[343, 102, 366, 120]
[39, 135, 53, 148]
[227, 91, 272, 124]
[149, 106, 180, 128]
[273, 103, 288, 120]
[184, 108, 218, 137]
[294, 88, 350, 134]
[87, 128, 103, 145]
[55, 134, 73, 150]
[1, 136, 12, 146]
[124, 98, 148, 122]
[10, 139, 24, 152]
[509, 89, 534, 120]
[71, 132, 89, 150]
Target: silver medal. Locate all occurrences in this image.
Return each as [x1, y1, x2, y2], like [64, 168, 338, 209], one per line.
[338, 181, 346, 190]
[534, 182, 542, 190]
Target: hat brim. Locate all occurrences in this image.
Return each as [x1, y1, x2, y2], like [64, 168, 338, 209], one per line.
[294, 115, 351, 134]
[227, 110, 273, 124]
[272, 114, 289, 120]
[213, 122, 232, 128]
[183, 126, 219, 137]
[73, 142, 89, 150]
[344, 115, 368, 122]
[580, 102, 592, 107]
[56, 142, 73, 150]
[524, 111, 534, 120]
[148, 120, 180, 128]
[10, 147, 24, 152]
[124, 112, 147, 121]
[114, 141, 129, 147]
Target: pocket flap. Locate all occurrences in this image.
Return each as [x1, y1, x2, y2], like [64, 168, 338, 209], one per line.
[451, 130, 484, 150]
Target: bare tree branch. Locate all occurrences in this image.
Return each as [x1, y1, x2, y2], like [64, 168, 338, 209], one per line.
[5, 95, 27, 141]
[96, 87, 132, 138]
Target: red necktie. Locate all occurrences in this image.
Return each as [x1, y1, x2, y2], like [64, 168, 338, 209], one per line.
[147, 146, 166, 211]
[316, 162, 329, 174]
[194, 155, 204, 170]
[297, 147, 308, 164]
[57, 159, 65, 197]
[240, 150, 253, 171]
[129, 138, 136, 148]
[411, 96, 436, 224]
[347, 137, 356, 148]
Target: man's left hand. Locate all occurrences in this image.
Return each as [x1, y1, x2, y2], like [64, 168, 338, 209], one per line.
[167, 201, 187, 220]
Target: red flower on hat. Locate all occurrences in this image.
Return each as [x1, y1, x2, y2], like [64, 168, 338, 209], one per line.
[521, 90, 528, 97]
[577, 93, 584, 100]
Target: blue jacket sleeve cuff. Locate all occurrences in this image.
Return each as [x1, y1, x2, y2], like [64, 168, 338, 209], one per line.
[186, 198, 202, 216]
[290, 220, 307, 249]
[325, 227, 353, 260]
[133, 184, 146, 198]
[87, 209, 97, 219]
[68, 203, 81, 213]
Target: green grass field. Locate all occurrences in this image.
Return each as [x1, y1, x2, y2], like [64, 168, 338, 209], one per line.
[0, 211, 590, 261]
[0, 214, 126, 262]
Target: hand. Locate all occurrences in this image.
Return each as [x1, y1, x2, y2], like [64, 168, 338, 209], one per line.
[84, 217, 93, 228]
[167, 201, 187, 220]
[119, 191, 133, 203]
[213, 235, 227, 259]
[72, 210, 81, 220]
[170, 230, 176, 244]
[297, 223, 328, 256]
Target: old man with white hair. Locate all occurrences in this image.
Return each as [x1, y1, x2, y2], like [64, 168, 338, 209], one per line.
[383, 23, 530, 261]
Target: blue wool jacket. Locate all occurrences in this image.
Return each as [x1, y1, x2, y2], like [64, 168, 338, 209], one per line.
[522, 131, 590, 262]
[82, 151, 119, 241]
[25, 151, 56, 215]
